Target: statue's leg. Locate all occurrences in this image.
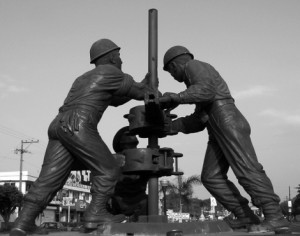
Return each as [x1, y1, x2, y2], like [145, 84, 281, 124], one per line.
[201, 137, 259, 229]
[10, 139, 74, 236]
[112, 176, 149, 220]
[209, 105, 289, 232]
[57, 124, 125, 228]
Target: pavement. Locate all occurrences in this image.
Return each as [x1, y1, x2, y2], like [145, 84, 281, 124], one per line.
[0, 221, 299, 236]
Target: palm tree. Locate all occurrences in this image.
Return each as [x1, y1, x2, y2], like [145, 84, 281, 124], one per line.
[160, 174, 202, 213]
[295, 184, 300, 196]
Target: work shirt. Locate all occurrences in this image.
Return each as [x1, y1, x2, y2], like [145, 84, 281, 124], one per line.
[173, 60, 233, 134]
[59, 64, 134, 117]
[178, 60, 233, 105]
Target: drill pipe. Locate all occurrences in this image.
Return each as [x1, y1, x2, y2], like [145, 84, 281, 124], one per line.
[147, 8, 159, 217]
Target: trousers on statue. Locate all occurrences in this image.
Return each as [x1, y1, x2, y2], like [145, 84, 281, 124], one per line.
[201, 104, 282, 219]
[10, 112, 121, 236]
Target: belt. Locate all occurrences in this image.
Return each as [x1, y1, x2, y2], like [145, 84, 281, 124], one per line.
[58, 104, 103, 124]
[207, 98, 234, 113]
[59, 104, 98, 113]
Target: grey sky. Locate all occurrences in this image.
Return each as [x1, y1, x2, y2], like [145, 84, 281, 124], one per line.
[0, 0, 299, 200]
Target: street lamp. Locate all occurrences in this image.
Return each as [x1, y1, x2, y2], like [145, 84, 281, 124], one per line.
[160, 179, 169, 216]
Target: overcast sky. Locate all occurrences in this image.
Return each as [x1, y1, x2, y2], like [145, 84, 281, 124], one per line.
[0, 0, 299, 201]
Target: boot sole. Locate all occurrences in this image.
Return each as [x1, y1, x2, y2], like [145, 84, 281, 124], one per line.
[224, 218, 261, 229]
[274, 227, 292, 234]
[84, 222, 101, 229]
[10, 228, 49, 236]
[84, 219, 127, 229]
[249, 225, 291, 233]
[10, 228, 26, 236]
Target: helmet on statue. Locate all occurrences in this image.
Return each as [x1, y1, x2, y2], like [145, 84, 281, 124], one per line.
[90, 39, 120, 64]
[113, 126, 139, 153]
[163, 46, 193, 71]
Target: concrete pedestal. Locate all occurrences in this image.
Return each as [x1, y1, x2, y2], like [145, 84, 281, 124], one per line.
[93, 220, 232, 236]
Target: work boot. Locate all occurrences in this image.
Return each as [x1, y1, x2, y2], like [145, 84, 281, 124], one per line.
[248, 202, 290, 233]
[224, 214, 261, 229]
[10, 226, 48, 236]
[111, 196, 148, 222]
[248, 216, 290, 233]
[10, 202, 48, 236]
[224, 205, 261, 229]
[84, 193, 126, 229]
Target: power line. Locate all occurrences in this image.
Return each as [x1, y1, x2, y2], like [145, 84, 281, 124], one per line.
[34, 140, 48, 150]
[0, 124, 47, 152]
[0, 155, 18, 161]
[0, 124, 34, 140]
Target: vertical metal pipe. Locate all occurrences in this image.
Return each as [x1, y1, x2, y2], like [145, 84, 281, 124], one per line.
[148, 177, 159, 216]
[147, 8, 159, 217]
[148, 8, 158, 92]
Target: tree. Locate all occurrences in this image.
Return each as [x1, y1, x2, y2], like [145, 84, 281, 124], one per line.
[0, 184, 23, 229]
[281, 185, 300, 218]
[293, 185, 300, 216]
[161, 175, 202, 213]
[199, 198, 210, 211]
[295, 184, 300, 196]
[189, 198, 205, 219]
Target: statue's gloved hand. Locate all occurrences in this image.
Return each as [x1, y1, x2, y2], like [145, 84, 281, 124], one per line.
[141, 72, 151, 85]
[141, 72, 160, 89]
[199, 111, 209, 124]
[157, 90, 163, 97]
[163, 118, 179, 136]
[159, 92, 180, 110]
[112, 153, 126, 167]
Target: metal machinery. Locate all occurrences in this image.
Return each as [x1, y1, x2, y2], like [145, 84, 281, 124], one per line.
[122, 8, 183, 223]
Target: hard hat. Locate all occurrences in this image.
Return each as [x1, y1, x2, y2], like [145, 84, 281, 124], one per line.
[113, 126, 139, 153]
[90, 39, 120, 64]
[163, 46, 194, 70]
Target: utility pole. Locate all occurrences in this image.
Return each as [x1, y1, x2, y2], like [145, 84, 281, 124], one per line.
[288, 186, 292, 221]
[15, 139, 39, 192]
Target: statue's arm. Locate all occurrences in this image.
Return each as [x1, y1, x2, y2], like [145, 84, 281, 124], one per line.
[110, 95, 131, 107]
[172, 107, 208, 134]
[111, 73, 154, 106]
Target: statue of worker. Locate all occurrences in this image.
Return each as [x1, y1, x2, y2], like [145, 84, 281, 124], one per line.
[10, 39, 154, 236]
[159, 45, 289, 233]
[108, 126, 148, 222]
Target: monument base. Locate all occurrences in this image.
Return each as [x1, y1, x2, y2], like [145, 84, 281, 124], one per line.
[93, 220, 232, 236]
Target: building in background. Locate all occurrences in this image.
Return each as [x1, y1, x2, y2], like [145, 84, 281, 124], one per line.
[0, 170, 91, 224]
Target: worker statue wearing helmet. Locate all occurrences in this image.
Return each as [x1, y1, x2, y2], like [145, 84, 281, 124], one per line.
[107, 126, 149, 222]
[159, 46, 289, 233]
[10, 39, 154, 236]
